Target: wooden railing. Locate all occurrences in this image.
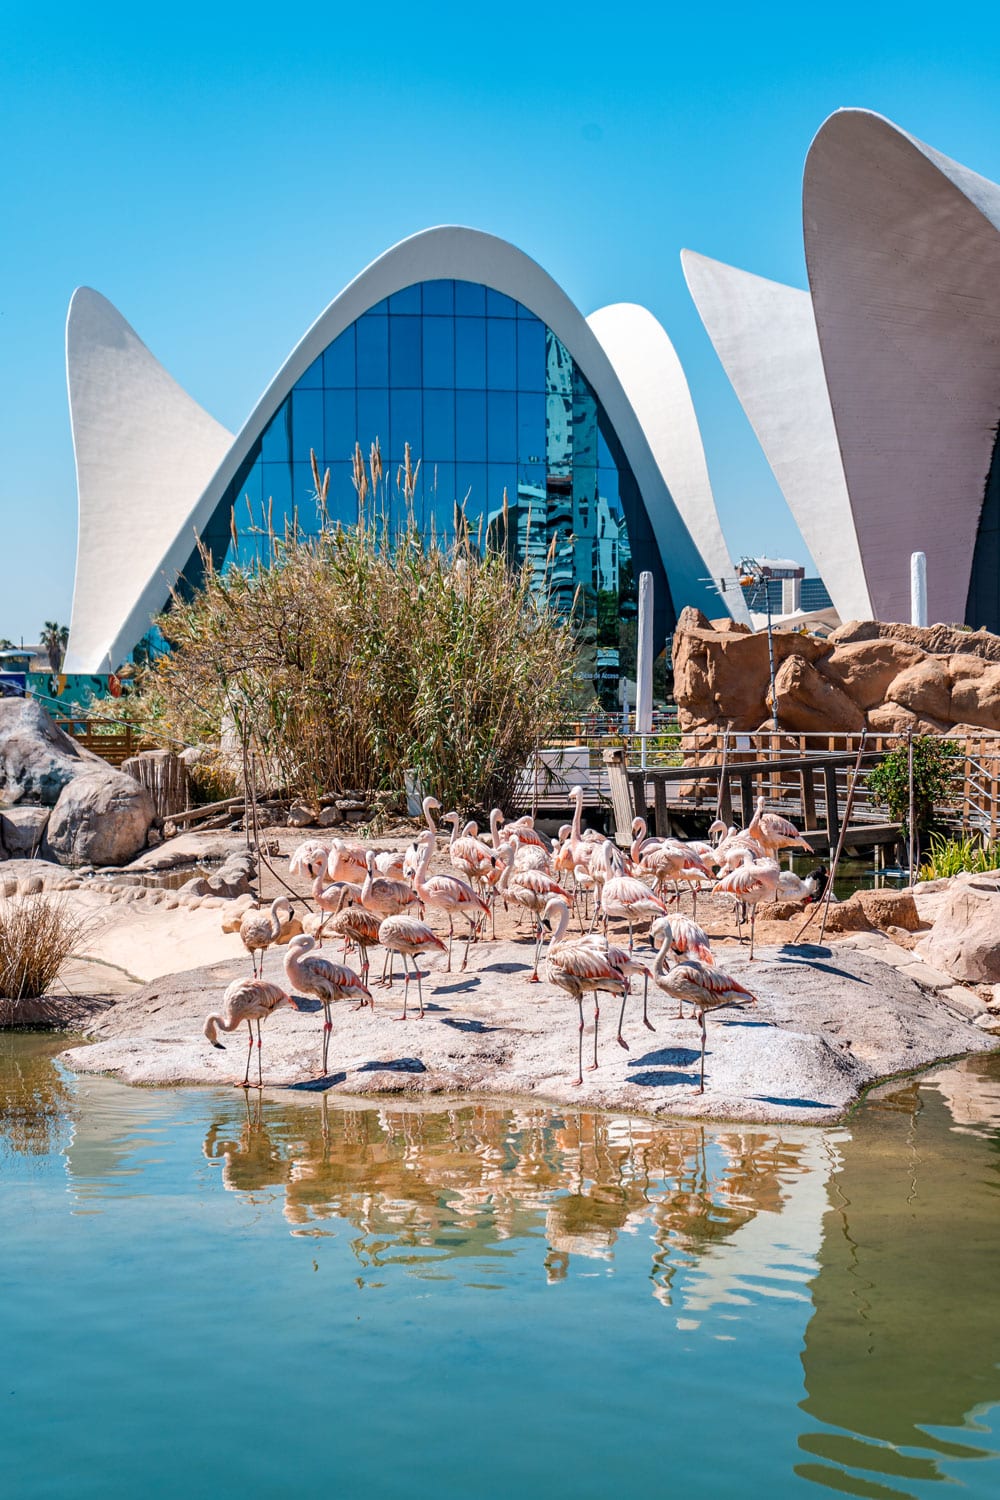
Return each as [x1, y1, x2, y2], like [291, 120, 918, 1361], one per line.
[55, 718, 144, 769]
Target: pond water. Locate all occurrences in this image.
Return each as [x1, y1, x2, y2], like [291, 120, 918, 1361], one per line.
[2, 1034, 999, 1500]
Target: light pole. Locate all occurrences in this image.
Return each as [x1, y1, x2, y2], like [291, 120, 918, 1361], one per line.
[739, 556, 779, 732]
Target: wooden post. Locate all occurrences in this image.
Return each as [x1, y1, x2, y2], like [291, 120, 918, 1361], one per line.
[824, 763, 840, 847]
[802, 765, 817, 831]
[653, 775, 671, 839]
[740, 772, 754, 829]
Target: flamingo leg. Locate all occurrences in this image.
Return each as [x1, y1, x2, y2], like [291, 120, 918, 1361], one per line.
[321, 1002, 332, 1076]
[394, 954, 410, 1022]
[616, 990, 629, 1049]
[573, 996, 584, 1086]
[627, 912, 635, 952]
[530, 919, 544, 983]
[587, 996, 600, 1070]
[749, 907, 756, 962]
[255, 1019, 264, 1089]
[642, 971, 654, 1030]
[461, 918, 475, 971]
[445, 913, 454, 973]
[240, 1020, 253, 1087]
[414, 958, 426, 1019]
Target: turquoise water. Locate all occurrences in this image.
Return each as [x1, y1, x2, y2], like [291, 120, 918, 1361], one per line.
[2, 1036, 999, 1500]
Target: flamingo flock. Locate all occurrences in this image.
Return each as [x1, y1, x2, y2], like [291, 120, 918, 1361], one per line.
[206, 789, 827, 1093]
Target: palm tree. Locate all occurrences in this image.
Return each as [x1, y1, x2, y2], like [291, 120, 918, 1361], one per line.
[40, 622, 68, 674]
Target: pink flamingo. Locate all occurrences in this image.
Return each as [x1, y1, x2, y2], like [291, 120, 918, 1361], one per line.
[597, 841, 670, 950]
[649, 915, 714, 1018]
[439, 809, 495, 891]
[324, 902, 382, 989]
[496, 842, 567, 980]
[361, 851, 421, 919]
[547, 898, 651, 1044]
[412, 836, 489, 972]
[204, 978, 298, 1089]
[283, 934, 372, 1076]
[377, 915, 447, 1019]
[651, 942, 757, 1093]
[288, 840, 330, 879]
[713, 853, 780, 959]
[239, 896, 292, 978]
[746, 796, 814, 859]
[542, 896, 628, 1086]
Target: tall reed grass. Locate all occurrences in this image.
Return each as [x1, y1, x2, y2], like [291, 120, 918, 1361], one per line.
[918, 832, 1000, 881]
[0, 893, 90, 1000]
[113, 446, 580, 811]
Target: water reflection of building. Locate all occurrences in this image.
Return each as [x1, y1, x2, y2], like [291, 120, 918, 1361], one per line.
[797, 1058, 1000, 1497]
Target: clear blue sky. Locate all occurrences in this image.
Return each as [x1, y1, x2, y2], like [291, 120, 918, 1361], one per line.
[3, 1, 1000, 642]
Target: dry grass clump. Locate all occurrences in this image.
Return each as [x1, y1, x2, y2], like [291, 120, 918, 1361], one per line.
[0, 893, 90, 1001]
[114, 445, 579, 811]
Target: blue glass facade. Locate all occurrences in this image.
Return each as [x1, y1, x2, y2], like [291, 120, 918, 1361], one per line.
[184, 280, 672, 698]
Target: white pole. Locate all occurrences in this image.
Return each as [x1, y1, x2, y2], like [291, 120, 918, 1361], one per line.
[635, 571, 654, 736]
[910, 551, 928, 627]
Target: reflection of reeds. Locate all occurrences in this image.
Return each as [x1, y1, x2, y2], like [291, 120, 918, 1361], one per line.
[0, 1032, 76, 1157]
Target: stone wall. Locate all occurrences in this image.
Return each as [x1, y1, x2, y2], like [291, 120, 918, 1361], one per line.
[673, 609, 1000, 737]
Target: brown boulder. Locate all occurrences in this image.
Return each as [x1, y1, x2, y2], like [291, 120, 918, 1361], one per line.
[672, 614, 833, 732]
[818, 639, 924, 710]
[865, 703, 950, 735]
[919, 877, 1000, 982]
[884, 659, 953, 722]
[949, 657, 1000, 730]
[831, 620, 1000, 662]
[851, 888, 920, 932]
[823, 898, 874, 933]
[767, 655, 865, 733]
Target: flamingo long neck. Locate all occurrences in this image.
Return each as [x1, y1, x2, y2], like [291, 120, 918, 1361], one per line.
[447, 814, 461, 847]
[490, 808, 504, 847]
[546, 900, 570, 948]
[205, 1011, 241, 1043]
[422, 797, 439, 837]
[571, 789, 583, 844]
[268, 897, 289, 941]
[653, 940, 674, 980]
[362, 857, 377, 903]
[414, 836, 434, 896]
[496, 841, 516, 894]
[285, 937, 315, 985]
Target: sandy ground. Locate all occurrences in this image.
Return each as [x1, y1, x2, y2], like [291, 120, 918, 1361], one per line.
[4, 827, 995, 1123]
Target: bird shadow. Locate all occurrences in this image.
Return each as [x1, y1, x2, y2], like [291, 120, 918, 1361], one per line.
[439, 1017, 501, 1034]
[753, 1094, 835, 1109]
[291, 996, 324, 1014]
[773, 954, 872, 984]
[287, 1071, 348, 1091]
[433, 978, 481, 995]
[629, 1046, 701, 1068]
[478, 961, 533, 975]
[628, 1069, 697, 1088]
[358, 1057, 427, 1074]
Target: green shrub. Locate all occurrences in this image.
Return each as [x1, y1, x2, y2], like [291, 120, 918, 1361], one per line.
[865, 736, 959, 834]
[113, 446, 578, 813]
[918, 832, 1000, 880]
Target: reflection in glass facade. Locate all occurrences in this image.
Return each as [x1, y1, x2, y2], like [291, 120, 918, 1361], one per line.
[966, 420, 1000, 633]
[186, 281, 673, 703]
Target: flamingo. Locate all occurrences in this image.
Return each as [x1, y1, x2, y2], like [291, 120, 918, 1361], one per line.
[239, 896, 292, 978]
[496, 841, 567, 980]
[325, 837, 372, 884]
[542, 896, 628, 1086]
[651, 941, 757, 1093]
[412, 836, 489, 972]
[288, 840, 330, 879]
[204, 978, 298, 1089]
[649, 915, 714, 1019]
[713, 853, 781, 959]
[283, 934, 372, 1076]
[776, 866, 829, 904]
[360, 851, 421, 919]
[323, 902, 382, 987]
[548, 899, 652, 1044]
[377, 915, 447, 1019]
[746, 796, 814, 859]
[311, 854, 364, 926]
[440, 809, 495, 891]
[596, 841, 670, 950]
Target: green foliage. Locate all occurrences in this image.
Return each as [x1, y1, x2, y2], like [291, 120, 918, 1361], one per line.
[115, 446, 577, 812]
[40, 621, 68, 674]
[864, 735, 959, 832]
[919, 832, 1000, 880]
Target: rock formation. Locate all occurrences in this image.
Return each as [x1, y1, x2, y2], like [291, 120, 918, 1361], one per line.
[673, 609, 1000, 737]
[45, 770, 156, 867]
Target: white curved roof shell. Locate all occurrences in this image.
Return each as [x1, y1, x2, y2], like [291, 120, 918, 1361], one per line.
[680, 251, 872, 622]
[588, 302, 749, 624]
[65, 228, 741, 671]
[64, 289, 234, 673]
[804, 108, 1000, 625]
